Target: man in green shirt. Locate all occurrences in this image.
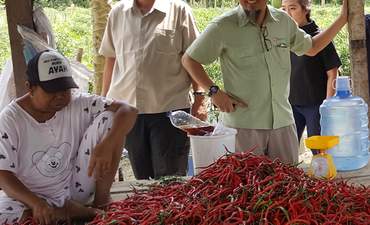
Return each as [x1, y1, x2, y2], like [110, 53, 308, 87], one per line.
[182, 0, 348, 164]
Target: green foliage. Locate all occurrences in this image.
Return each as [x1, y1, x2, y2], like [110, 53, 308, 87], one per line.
[271, 0, 282, 8]
[312, 0, 370, 5]
[71, 0, 89, 8]
[45, 7, 93, 68]
[34, 0, 71, 9]
[187, 0, 238, 8]
[193, 7, 224, 31]
[312, 0, 341, 4]
[33, 0, 89, 9]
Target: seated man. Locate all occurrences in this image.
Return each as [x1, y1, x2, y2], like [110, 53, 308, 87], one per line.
[0, 50, 138, 224]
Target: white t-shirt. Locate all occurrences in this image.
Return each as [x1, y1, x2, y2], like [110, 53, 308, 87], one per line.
[0, 92, 112, 207]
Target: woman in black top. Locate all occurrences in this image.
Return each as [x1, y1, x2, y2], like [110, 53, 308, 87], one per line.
[282, 0, 342, 147]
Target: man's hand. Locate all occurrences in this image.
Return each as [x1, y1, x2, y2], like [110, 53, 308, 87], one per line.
[191, 95, 208, 121]
[211, 90, 247, 113]
[88, 139, 116, 179]
[31, 199, 57, 225]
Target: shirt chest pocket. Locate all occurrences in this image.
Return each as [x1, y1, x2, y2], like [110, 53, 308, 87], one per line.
[229, 47, 262, 71]
[271, 37, 290, 69]
[153, 28, 179, 54]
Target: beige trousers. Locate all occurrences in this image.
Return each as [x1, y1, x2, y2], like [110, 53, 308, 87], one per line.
[234, 124, 299, 164]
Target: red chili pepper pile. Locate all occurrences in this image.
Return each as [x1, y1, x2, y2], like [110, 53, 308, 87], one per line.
[87, 151, 370, 225]
[17, 151, 370, 225]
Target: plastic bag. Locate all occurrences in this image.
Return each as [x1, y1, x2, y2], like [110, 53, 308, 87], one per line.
[70, 60, 93, 93]
[0, 60, 16, 112]
[17, 25, 53, 64]
[211, 122, 238, 136]
[17, 7, 56, 63]
[33, 6, 56, 49]
[168, 110, 214, 136]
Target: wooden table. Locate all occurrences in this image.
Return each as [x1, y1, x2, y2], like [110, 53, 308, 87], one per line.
[110, 163, 370, 201]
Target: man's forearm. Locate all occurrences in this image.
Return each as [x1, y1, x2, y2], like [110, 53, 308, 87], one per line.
[101, 57, 115, 97]
[105, 102, 138, 147]
[182, 54, 215, 91]
[0, 170, 44, 209]
[306, 19, 346, 56]
[191, 80, 205, 93]
[306, 1, 347, 56]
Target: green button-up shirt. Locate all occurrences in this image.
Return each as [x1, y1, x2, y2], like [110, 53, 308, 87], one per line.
[186, 5, 312, 129]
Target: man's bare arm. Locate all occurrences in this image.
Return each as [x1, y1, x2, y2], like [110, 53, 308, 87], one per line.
[101, 57, 115, 97]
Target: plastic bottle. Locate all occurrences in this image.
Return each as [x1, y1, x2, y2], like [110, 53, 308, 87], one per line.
[320, 76, 369, 171]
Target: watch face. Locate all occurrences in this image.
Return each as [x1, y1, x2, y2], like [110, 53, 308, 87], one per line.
[209, 85, 219, 96]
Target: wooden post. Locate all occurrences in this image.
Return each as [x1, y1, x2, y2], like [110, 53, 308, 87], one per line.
[91, 0, 111, 94]
[347, 0, 369, 120]
[5, 0, 34, 97]
[75, 48, 84, 63]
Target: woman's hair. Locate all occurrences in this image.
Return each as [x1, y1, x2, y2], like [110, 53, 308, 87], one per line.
[297, 0, 311, 21]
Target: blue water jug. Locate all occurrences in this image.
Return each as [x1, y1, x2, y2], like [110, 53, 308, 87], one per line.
[320, 76, 369, 171]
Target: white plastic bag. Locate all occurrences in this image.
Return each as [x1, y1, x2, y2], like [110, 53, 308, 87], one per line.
[17, 25, 53, 63]
[33, 6, 56, 49]
[211, 122, 237, 136]
[70, 60, 93, 93]
[0, 60, 16, 112]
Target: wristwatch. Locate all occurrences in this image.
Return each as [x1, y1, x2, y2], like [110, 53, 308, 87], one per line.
[208, 85, 219, 97]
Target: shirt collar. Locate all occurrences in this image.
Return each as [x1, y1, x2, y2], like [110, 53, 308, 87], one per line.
[238, 5, 279, 27]
[152, 0, 170, 14]
[122, 0, 135, 11]
[123, 0, 170, 14]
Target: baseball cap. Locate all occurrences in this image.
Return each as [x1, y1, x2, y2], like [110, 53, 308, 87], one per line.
[26, 50, 78, 93]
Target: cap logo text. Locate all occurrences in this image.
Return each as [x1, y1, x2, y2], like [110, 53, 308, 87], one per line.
[48, 65, 68, 75]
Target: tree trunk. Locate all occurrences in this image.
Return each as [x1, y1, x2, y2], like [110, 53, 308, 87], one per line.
[5, 0, 34, 97]
[347, 0, 369, 123]
[321, 0, 325, 6]
[91, 0, 111, 94]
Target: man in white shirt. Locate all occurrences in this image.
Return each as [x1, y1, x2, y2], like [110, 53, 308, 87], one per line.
[0, 50, 137, 224]
[99, 0, 206, 179]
